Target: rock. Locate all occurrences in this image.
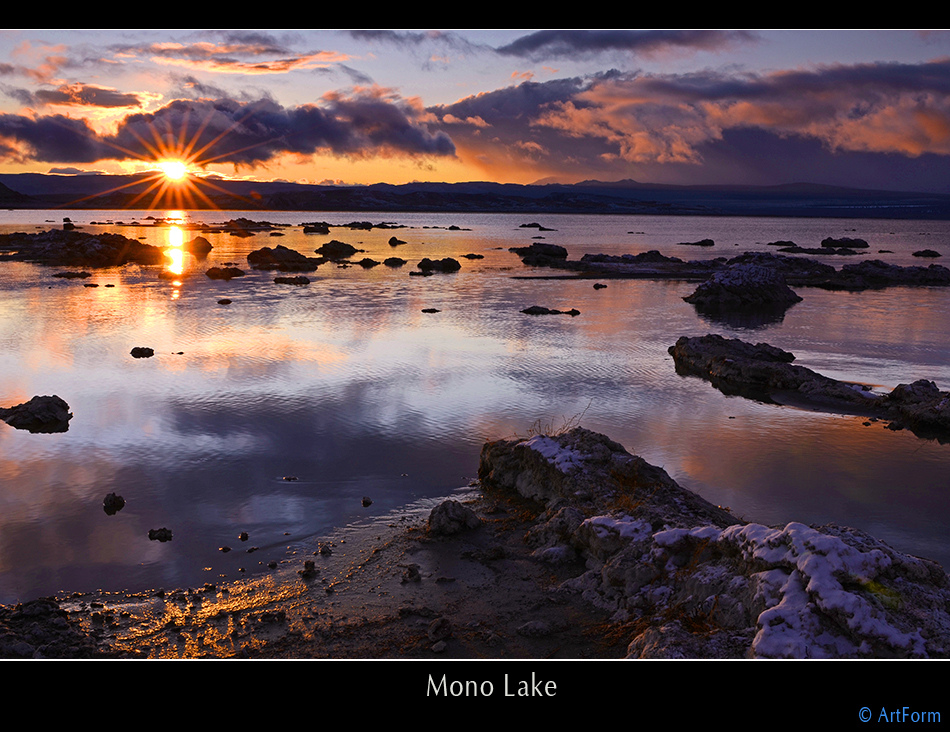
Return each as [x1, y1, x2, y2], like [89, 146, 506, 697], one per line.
[205, 266, 244, 280]
[102, 493, 125, 515]
[913, 249, 941, 258]
[427, 616, 452, 641]
[683, 263, 802, 319]
[669, 334, 950, 442]
[521, 305, 580, 316]
[0, 229, 165, 268]
[384, 257, 407, 267]
[315, 240, 359, 260]
[822, 236, 869, 248]
[428, 499, 481, 535]
[421, 308, 440, 313]
[273, 275, 310, 285]
[247, 245, 323, 272]
[357, 258, 380, 268]
[461, 253, 484, 259]
[52, 271, 91, 279]
[361, 497, 373, 507]
[509, 242, 568, 265]
[0, 395, 72, 433]
[183, 236, 212, 255]
[417, 257, 461, 274]
[677, 238, 715, 247]
[479, 427, 950, 658]
[388, 236, 406, 246]
[217, 299, 232, 305]
[302, 222, 330, 235]
[130, 347, 154, 358]
[148, 528, 173, 542]
[819, 259, 950, 290]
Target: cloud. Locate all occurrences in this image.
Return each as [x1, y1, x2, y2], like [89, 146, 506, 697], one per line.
[0, 90, 456, 167]
[30, 82, 144, 108]
[495, 29, 758, 60]
[426, 58, 950, 187]
[435, 59, 950, 171]
[111, 32, 351, 75]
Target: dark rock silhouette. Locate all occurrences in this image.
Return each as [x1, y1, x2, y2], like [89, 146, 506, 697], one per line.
[0, 395, 72, 433]
[683, 263, 802, 323]
[103, 493, 125, 515]
[182, 236, 213, 256]
[206, 266, 245, 280]
[417, 257, 461, 273]
[130, 347, 154, 358]
[247, 244, 322, 272]
[822, 236, 868, 248]
[315, 240, 360, 260]
[521, 305, 580, 316]
[0, 229, 165, 267]
[669, 334, 950, 442]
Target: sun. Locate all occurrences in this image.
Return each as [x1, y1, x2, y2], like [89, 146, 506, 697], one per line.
[157, 160, 188, 181]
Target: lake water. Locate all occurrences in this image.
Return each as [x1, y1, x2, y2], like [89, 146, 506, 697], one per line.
[1, 209, 948, 604]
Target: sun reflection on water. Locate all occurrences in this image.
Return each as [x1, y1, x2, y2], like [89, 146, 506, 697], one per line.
[164, 225, 185, 296]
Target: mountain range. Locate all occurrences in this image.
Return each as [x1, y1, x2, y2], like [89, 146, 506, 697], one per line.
[2, 173, 950, 219]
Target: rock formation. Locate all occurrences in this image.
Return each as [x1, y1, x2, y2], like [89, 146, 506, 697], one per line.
[0, 395, 72, 433]
[0, 229, 165, 267]
[247, 245, 323, 272]
[669, 334, 950, 442]
[682, 263, 803, 317]
[478, 427, 950, 658]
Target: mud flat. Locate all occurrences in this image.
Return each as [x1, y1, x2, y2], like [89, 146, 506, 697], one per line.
[4, 427, 947, 659]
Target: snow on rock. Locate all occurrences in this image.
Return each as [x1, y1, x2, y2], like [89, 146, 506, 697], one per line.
[518, 435, 587, 473]
[478, 426, 950, 658]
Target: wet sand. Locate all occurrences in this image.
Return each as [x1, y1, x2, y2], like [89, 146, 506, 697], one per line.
[45, 486, 629, 660]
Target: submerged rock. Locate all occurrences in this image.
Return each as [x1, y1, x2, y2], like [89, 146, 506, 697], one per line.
[0, 395, 72, 433]
[273, 275, 310, 285]
[521, 305, 580, 316]
[478, 427, 950, 658]
[205, 266, 245, 280]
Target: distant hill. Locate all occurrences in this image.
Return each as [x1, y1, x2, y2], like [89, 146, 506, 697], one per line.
[2, 173, 950, 219]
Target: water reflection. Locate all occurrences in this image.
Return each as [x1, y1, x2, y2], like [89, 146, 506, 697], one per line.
[0, 210, 949, 602]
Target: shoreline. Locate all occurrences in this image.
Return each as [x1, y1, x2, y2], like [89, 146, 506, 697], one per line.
[4, 427, 947, 660]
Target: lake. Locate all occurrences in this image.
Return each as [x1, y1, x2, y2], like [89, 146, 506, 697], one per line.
[1, 209, 948, 604]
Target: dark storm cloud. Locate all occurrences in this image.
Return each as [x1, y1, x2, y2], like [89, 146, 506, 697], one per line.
[0, 113, 110, 162]
[0, 93, 456, 166]
[495, 29, 758, 60]
[430, 58, 950, 188]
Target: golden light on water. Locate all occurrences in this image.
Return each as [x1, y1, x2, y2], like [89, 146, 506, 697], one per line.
[164, 224, 185, 287]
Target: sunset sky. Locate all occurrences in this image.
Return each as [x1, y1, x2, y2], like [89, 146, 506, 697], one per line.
[1, 29, 950, 192]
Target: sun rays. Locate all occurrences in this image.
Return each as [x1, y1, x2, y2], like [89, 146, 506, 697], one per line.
[57, 103, 277, 211]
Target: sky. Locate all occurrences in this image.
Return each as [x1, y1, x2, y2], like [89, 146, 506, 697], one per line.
[1, 29, 950, 192]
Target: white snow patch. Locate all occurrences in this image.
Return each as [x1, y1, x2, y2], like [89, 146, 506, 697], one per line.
[519, 435, 587, 473]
